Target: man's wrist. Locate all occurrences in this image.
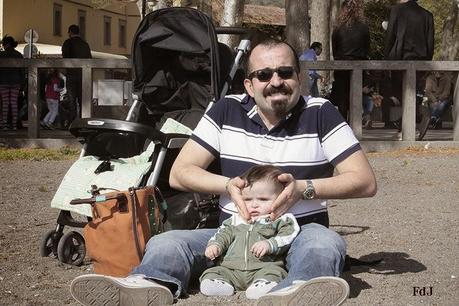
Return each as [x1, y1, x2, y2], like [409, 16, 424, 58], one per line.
[225, 177, 231, 195]
[302, 179, 316, 200]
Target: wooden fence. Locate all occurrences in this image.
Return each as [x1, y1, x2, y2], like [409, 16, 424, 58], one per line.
[0, 58, 458, 141]
[302, 60, 459, 141]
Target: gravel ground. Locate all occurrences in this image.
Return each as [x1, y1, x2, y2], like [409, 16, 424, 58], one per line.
[0, 149, 458, 306]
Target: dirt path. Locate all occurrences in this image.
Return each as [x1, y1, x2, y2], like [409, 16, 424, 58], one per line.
[0, 150, 458, 305]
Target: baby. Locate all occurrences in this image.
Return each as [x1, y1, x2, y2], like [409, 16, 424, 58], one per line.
[200, 165, 300, 299]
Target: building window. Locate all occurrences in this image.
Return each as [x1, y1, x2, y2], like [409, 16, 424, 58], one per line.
[53, 3, 62, 36]
[78, 10, 86, 39]
[119, 19, 126, 48]
[104, 16, 112, 45]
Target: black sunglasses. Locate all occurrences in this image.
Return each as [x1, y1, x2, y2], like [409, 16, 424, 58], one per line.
[247, 66, 297, 82]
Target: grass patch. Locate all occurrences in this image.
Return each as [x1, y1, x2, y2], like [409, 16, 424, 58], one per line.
[38, 186, 48, 192]
[0, 146, 79, 161]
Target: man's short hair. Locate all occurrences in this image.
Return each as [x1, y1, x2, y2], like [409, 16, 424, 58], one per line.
[240, 165, 284, 189]
[68, 24, 80, 35]
[310, 42, 322, 50]
[244, 38, 300, 76]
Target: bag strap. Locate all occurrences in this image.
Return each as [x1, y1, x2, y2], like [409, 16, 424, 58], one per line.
[128, 188, 144, 261]
[69, 193, 125, 206]
[70, 193, 127, 219]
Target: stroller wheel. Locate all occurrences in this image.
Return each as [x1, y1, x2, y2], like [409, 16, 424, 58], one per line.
[57, 231, 86, 266]
[40, 229, 63, 258]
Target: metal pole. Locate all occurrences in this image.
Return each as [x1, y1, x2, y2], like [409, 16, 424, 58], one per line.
[29, 29, 33, 59]
[453, 75, 459, 141]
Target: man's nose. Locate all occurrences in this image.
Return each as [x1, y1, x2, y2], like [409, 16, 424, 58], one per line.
[270, 72, 284, 87]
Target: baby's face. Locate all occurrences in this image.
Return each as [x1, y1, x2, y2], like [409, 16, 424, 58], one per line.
[242, 179, 281, 218]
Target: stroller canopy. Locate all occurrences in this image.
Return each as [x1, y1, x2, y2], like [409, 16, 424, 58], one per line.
[131, 7, 224, 127]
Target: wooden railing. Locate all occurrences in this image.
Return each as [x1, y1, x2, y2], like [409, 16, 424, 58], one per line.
[0, 58, 131, 138]
[301, 60, 459, 141]
[0, 59, 458, 141]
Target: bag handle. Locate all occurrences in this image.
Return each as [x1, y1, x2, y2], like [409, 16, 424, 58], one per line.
[70, 193, 126, 205]
[128, 188, 144, 261]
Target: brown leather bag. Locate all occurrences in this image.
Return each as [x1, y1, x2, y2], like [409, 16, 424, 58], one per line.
[70, 186, 165, 277]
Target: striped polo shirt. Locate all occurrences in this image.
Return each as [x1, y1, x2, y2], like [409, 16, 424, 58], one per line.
[191, 94, 360, 218]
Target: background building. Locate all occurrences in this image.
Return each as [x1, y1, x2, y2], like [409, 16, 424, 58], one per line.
[0, 0, 140, 58]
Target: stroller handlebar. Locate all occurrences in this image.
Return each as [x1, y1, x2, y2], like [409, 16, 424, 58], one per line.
[69, 118, 166, 143]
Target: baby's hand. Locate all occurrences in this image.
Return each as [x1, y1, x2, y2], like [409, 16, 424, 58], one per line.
[205, 245, 221, 260]
[250, 241, 271, 258]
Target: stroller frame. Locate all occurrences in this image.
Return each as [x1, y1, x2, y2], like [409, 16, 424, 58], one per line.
[40, 7, 252, 266]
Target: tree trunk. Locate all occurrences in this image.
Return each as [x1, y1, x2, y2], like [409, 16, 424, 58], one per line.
[219, 0, 245, 48]
[310, 0, 331, 60]
[439, 0, 459, 60]
[285, 0, 309, 95]
[152, 0, 172, 10]
[310, 0, 331, 94]
[285, 0, 309, 54]
[329, 0, 340, 58]
[196, 0, 212, 18]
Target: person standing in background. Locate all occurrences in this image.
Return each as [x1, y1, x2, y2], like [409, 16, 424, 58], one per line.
[0, 35, 24, 130]
[299, 42, 324, 97]
[384, 0, 434, 131]
[61, 24, 91, 128]
[330, 0, 370, 121]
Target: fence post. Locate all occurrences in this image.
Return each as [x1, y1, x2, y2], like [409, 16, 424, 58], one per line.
[401, 68, 416, 141]
[81, 65, 92, 118]
[350, 68, 363, 139]
[454, 75, 459, 141]
[27, 63, 39, 138]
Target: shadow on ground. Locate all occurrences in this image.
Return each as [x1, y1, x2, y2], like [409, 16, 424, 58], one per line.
[343, 251, 427, 298]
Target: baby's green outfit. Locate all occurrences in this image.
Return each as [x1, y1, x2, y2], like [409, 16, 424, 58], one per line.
[200, 213, 300, 291]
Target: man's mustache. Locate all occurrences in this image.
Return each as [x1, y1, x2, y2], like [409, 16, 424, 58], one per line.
[264, 85, 292, 96]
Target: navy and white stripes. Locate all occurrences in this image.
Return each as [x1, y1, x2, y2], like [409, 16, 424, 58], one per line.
[191, 94, 360, 217]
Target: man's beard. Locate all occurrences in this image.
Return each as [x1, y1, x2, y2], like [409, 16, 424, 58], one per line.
[264, 84, 293, 116]
[271, 99, 288, 116]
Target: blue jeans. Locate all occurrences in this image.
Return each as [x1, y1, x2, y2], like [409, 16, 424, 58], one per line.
[309, 77, 320, 97]
[132, 223, 346, 298]
[43, 99, 59, 124]
[362, 95, 374, 115]
[430, 99, 450, 120]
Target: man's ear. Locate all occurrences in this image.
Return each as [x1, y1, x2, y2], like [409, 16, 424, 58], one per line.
[244, 79, 254, 97]
[296, 69, 306, 84]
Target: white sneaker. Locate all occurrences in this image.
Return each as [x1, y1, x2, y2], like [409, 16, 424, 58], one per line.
[70, 274, 174, 306]
[200, 278, 235, 296]
[246, 279, 278, 299]
[255, 276, 349, 306]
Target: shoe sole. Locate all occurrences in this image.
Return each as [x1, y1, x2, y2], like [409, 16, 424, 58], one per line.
[70, 275, 173, 306]
[255, 276, 349, 306]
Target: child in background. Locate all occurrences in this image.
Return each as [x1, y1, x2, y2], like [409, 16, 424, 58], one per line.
[0, 35, 24, 130]
[200, 165, 300, 300]
[42, 69, 63, 129]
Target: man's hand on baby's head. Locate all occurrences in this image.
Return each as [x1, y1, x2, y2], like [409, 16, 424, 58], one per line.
[226, 176, 252, 222]
[250, 240, 271, 258]
[205, 245, 221, 260]
[270, 173, 301, 220]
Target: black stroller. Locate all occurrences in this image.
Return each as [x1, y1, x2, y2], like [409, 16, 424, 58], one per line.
[40, 7, 251, 266]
